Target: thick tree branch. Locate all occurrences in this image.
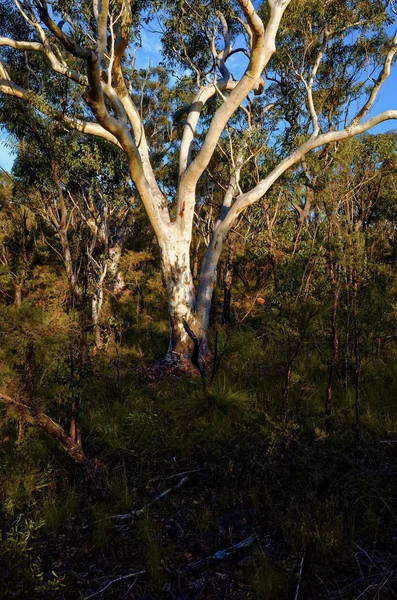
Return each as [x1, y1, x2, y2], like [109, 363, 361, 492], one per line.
[220, 110, 397, 235]
[33, 0, 93, 60]
[195, 109, 397, 337]
[178, 78, 238, 177]
[0, 36, 42, 51]
[351, 28, 397, 125]
[112, 56, 170, 225]
[1, 8, 170, 240]
[177, 0, 291, 233]
[0, 67, 123, 146]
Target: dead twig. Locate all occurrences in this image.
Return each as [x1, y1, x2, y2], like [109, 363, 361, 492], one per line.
[84, 570, 146, 599]
[294, 553, 305, 600]
[94, 476, 189, 522]
[184, 533, 258, 572]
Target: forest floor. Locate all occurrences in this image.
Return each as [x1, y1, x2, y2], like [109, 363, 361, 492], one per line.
[1, 317, 397, 599]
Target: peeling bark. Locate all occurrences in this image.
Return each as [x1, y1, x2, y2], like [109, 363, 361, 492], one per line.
[161, 241, 197, 358]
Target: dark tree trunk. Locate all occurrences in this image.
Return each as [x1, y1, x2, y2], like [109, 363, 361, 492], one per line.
[352, 277, 361, 438]
[282, 328, 306, 421]
[325, 277, 340, 429]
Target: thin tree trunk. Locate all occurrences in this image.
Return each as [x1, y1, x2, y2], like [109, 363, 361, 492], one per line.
[92, 275, 105, 350]
[352, 276, 361, 438]
[108, 241, 125, 293]
[69, 318, 88, 447]
[14, 276, 24, 307]
[70, 391, 82, 447]
[223, 238, 234, 324]
[325, 276, 340, 429]
[282, 329, 306, 421]
[59, 228, 80, 307]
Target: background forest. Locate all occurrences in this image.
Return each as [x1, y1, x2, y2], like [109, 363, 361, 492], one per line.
[1, 0, 397, 599]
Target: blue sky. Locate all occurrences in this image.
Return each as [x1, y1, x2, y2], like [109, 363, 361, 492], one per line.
[1, 22, 397, 172]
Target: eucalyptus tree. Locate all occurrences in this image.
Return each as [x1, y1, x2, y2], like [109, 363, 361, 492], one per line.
[1, 0, 397, 370]
[8, 117, 132, 346]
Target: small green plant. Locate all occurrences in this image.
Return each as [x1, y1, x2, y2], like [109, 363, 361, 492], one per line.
[190, 503, 217, 535]
[139, 508, 163, 593]
[282, 500, 351, 562]
[109, 460, 134, 513]
[91, 505, 114, 551]
[0, 512, 55, 597]
[252, 545, 290, 600]
[0, 513, 44, 565]
[180, 375, 253, 422]
[42, 486, 78, 532]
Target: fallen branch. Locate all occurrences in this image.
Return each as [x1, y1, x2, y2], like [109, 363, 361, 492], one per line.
[84, 569, 146, 599]
[95, 475, 190, 522]
[184, 533, 258, 572]
[0, 392, 91, 468]
[294, 553, 305, 600]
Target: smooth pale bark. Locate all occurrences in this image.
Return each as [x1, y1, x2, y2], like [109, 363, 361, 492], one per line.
[1, 0, 397, 372]
[58, 229, 80, 306]
[196, 234, 225, 349]
[92, 284, 105, 349]
[160, 237, 198, 359]
[223, 239, 234, 325]
[108, 242, 125, 293]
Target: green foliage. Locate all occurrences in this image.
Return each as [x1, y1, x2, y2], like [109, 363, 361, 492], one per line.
[138, 508, 164, 593]
[252, 546, 291, 600]
[179, 376, 254, 422]
[0, 513, 44, 565]
[41, 487, 78, 532]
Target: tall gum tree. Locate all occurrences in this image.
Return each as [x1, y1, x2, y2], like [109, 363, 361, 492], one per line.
[1, 0, 397, 370]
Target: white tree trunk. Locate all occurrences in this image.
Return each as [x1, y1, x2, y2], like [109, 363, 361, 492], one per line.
[160, 238, 199, 362]
[108, 242, 125, 293]
[92, 272, 106, 349]
[196, 234, 225, 346]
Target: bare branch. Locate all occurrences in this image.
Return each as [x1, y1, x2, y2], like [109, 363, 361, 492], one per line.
[0, 37, 42, 51]
[351, 28, 397, 125]
[179, 78, 238, 177]
[177, 0, 292, 232]
[220, 109, 397, 235]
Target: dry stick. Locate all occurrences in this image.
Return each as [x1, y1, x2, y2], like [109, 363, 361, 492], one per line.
[183, 533, 258, 572]
[95, 476, 190, 522]
[84, 570, 146, 600]
[294, 553, 305, 600]
[237, 289, 267, 325]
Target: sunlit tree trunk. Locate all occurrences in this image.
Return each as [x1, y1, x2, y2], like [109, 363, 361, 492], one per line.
[161, 239, 198, 361]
